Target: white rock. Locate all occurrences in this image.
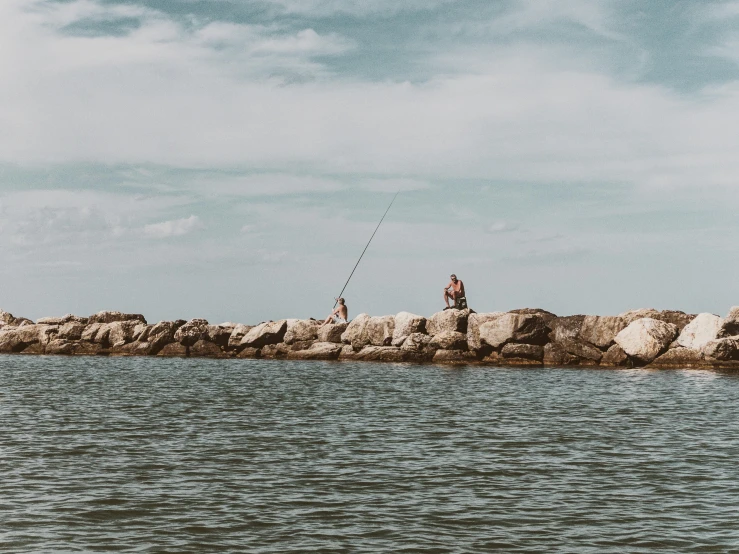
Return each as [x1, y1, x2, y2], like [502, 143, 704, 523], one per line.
[614, 318, 679, 363]
[391, 312, 426, 346]
[677, 313, 723, 350]
[467, 312, 505, 350]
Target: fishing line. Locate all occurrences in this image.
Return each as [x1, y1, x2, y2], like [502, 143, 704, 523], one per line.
[333, 191, 399, 308]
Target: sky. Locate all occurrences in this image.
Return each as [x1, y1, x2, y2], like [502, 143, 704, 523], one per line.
[2, 0, 739, 324]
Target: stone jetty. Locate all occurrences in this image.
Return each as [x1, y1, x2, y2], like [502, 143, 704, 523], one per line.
[1, 307, 739, 369]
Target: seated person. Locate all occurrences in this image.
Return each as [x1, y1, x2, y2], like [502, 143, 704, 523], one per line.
[443, 274, 465, 309]
[320, 297, 348, 326]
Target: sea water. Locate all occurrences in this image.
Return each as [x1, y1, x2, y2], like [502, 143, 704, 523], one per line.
[2, 355, 739, 553]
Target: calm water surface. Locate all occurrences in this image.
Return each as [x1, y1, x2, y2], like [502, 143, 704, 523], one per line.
[2, 355, 739, 553]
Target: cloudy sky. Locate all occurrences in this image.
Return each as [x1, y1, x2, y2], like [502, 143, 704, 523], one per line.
[2, 0, 739, 324]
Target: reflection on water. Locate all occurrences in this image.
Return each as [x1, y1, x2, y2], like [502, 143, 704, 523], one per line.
[2, 355, 739, 553]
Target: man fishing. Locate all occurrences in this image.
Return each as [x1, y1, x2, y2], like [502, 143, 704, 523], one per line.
[319, 298, 348, 326]
[443, 274, 466, 310]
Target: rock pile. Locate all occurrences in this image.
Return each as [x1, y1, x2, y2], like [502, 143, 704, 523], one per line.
[1, 306, 738, 369]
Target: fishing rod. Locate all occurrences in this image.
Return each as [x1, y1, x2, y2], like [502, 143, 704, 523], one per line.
[333, 191, 399, 308]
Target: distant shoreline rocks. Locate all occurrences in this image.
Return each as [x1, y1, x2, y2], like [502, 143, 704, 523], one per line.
[2, 307, 739, 370]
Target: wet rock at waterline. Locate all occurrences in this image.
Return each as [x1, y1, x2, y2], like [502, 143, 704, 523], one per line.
[3, 305, 739, 369]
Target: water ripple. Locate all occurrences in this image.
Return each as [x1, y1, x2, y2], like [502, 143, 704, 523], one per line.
[2, 355, 739, 552]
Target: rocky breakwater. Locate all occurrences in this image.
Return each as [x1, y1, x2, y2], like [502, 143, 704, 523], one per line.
[1, 307, 739, 369]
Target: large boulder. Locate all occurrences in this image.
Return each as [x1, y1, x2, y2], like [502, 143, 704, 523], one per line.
[88, 311, 146, 324]
[601, 344, 628, 367]
[479, 313, 550, 349]
[543, 343, 579, 366]
[432, 350, 478, 364]
[719, 307, 739, 338]
[559, 337, 603, 362]
[240, 321, 288, 348]
[676, 313, 723, 350]
[614, 318, 679, 363]
[392, 312, 426, 346]
[429, 331, 468, 351]
[157, 343, 189, 357]
[174, 319, 210, 346]
[341, 313, 370, 347]
[284, 320, 320, 345]
[11, 324, 58, 347]
[105, 320, 143, 347]
[146, 321, 184, 354]
[0, 329, 25, 353]
[58, 322, 87, 341]
[190, 340, 228, 358]
[340, 314, 394, 348]
[206, 325, 233, 348]
[228, 324, 254, 349]
[508, 308, 557, 324]
[81, 323, 104, 342]
[426, 309, 470, 336]
[401, 333, 433, 352]
[501, 343, 544, 361]
[353, 346, 410, 362]
[467, 312, 505, 351]
[648, 347, 709, 369]
[317, 322, 348, 343]
[45, 339, 75, 355]
[701, 337, 739, 361]
[619, 309, 695, 331]
[578, 316, 627, 349]
[287, 342, 343, 360]
[548, 315, 586, 343]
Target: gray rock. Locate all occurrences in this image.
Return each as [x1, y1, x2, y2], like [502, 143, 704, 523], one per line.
[36, 314, 89, 326]
[206, 325, 232, 348]
[426, 309, 470, 336]
[88, 311, 147, 324]
[432, 349, 478, 364]
[479, 313, 549, 348]
[284, 319, 320, 345]
[701, 337, 739, 361]
[578, 316, 627, 349]
[0, 329, 25, 353]
[677, 313, 723, 350]
[548, 315, 586, 343]
[647, 347, 709, 369]
[508, 308, 557, 323]
[501, 343, 544, 361]
[619, 308, 695, 331]
[543, 343, 579, 366]
[559, 337, 603, 362]
[614, 318, 679, 363]
[260, 343, 290, 359]
[237, 347, 262, 359]
[287, 342, 343, 360]
[401, 333, 433, 352]
[601, 344, 628, 367]
[228, 324, 254, 348]
[240, 321, 288, 348]
[174, 319, 210, 346]
[0, 310, 17, 326]
[45, 339, 75, 355]
[81, 323, 104, 342]
[317, 322, 348, 343]
[429, 331, 468, 351]
[190, 340, 228, 358]
[105, 320, 142, 348]
[353, 346, 410, 362]
[147, 321, 184, 354]
[467, 312, 505, 351]
[340, 314, 394, 348]
[157, 343, 189, 357]
[719, 307, 739, 338]
[340, 313, 370, 346]
[392, 312, 426, 346]
[58, 322, 87, 341]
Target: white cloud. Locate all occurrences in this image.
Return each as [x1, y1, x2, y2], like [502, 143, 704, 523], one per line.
[259, 0, 457, 17]
[486, 221, 517, 233]
[2, 1, 738, 191]
[143, 215, 204, 238]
